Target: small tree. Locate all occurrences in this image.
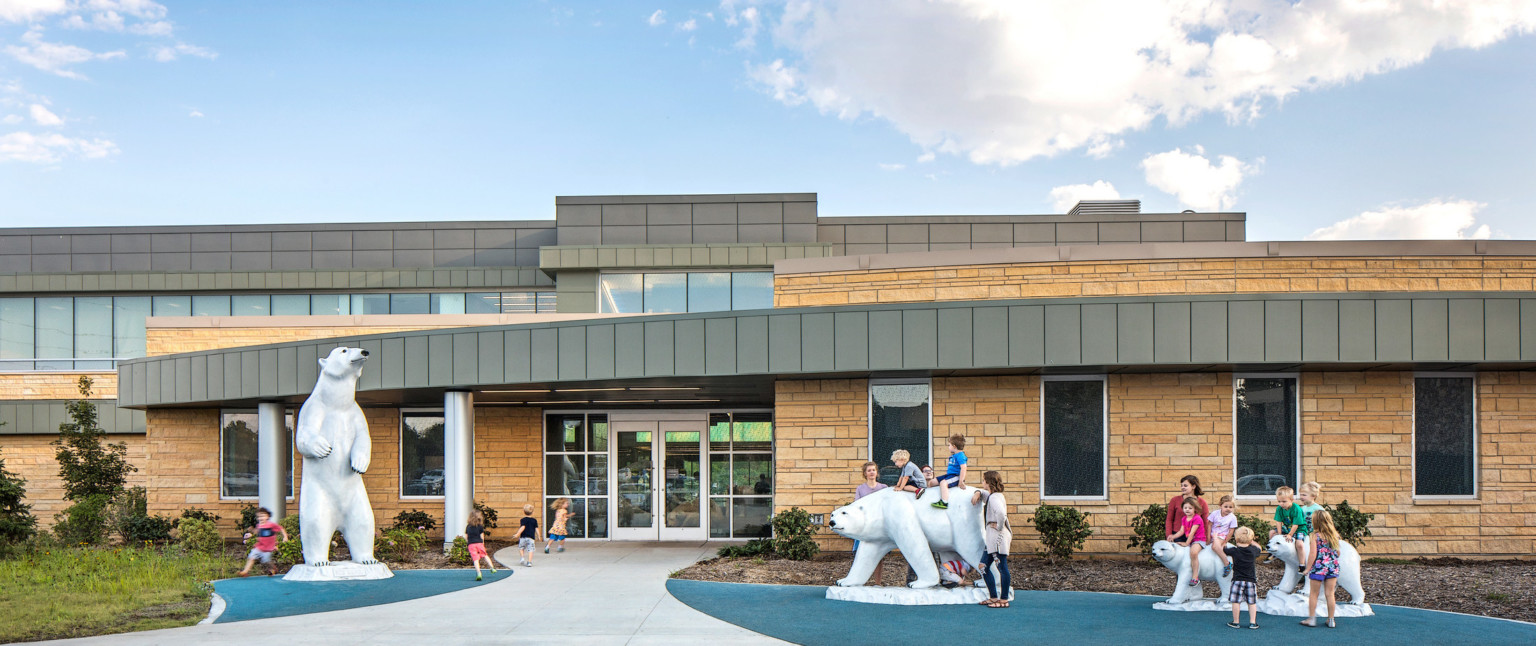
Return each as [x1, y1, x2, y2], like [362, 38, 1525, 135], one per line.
[1127, 503, 1166, 557]
[770, 507, 819, 560]
[1031, 504, 1093, 562]
[53, 377, 136, 502]
[1325, 500, 1375, 546]
[0, 456, 39, 548]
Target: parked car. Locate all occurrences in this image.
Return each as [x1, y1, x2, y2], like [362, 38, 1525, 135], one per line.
[1236, 474, 1289, 496]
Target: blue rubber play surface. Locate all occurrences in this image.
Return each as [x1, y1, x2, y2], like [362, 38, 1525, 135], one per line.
[667, 580, 1536, 646]
[211, 569, 512, 623]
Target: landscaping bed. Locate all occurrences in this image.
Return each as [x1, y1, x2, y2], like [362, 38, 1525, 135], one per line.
[672, 552, 1536, 624]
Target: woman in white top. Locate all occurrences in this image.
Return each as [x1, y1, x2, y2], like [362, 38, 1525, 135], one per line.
[972, 470, 1012, 608]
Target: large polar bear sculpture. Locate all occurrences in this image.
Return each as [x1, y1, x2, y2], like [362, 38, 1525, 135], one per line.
[1266, 533, 1365, 603]
[1152, 540, 1234, 605]
[294, 347, 378, 566]
[827, 486, 985, 589]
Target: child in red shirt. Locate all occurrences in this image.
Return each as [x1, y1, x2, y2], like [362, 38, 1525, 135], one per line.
[239, 507, 289, 577]
[1168, 496, 1208, 588]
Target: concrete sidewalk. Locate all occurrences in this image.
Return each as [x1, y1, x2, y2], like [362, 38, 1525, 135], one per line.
[46, 543, 790, 645]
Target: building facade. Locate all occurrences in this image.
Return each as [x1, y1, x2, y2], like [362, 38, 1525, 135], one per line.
[2, 193, 1531, 557]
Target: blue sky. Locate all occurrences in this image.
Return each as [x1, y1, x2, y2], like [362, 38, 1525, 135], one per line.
[1, 1, 1533, 243]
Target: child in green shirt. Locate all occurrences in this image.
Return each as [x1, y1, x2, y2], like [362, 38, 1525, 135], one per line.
[1271, 486, 1304, 539]
[1293, 482, 1324, 573]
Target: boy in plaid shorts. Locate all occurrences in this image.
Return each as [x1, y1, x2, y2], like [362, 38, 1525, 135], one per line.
[1224, 526, 1263, 629]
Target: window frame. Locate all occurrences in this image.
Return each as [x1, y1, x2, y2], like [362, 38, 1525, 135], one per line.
[1412, 372, 1479, 500]
[399, 407, 447, 500]
[867, 378, 934, 487]
[708, 409, 776, 539]
[1231, 372, 1302, 502]
[1038, 374, 1110, 501]
[596, 270, 774, 314]
[217, 408, 295, 502]
[542, 410, 611, 541]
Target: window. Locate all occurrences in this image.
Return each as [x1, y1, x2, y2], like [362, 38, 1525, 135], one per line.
[219, 411, 293, 499]
[401, 411, 445, 497]
[686, 273, 731, 313]
[708, 412, 774, 538]
[870, 381, 931, 487]
[1234, 376, 1299, 497]
[192, 295, 231, 317]
[34, 297, 72, 370]
[73, 296, 113, 370]
[0, 298, 35, 370]
[597, 272, 774, 313]
[231, 294, 270, 316]
[544, 413, 609, 538]
[1415, 376, 1476, 497]
[271, 294, 310, 316]
[1041, 376, 1107, 498]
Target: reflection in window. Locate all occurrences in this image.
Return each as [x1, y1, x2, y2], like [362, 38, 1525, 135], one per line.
[271, 294, 310, 316]
[643, 273, 687, 313]
[112, 297, 149, 359]
[706, 411, 773, 538]
[431, 293, 466, 314]
[1415, 377, 1476, 497]
[35, 297, 72, 369]
[871, 382, 930, 487]
[73, 297, 113, 368]
[0, 299, 35, 369]
[543, 413, 608, 538]
[232, 294, 270, 316]
[686, 273, 731, 313]
[192, 295, 231, 317]
[310, 294, 350, 316]
[1042, 377, 1106, 498]
[597, 272, 774, 313]
[152, 295, 190, 316]
[401, 412, 446, 496]
[731, 271, 774, 310]
[1235, 377, 1298, 496]
[389, 293, 429, 315]
[220, 410, 293, 499]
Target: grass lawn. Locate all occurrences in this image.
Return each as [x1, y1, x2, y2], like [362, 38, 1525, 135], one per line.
[0, 545, 240, 643]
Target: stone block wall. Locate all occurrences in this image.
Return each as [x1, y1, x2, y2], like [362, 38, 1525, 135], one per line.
[0, 433, 148, 530]
[0, 373, 116, 399]
[773, 379, 869, 549]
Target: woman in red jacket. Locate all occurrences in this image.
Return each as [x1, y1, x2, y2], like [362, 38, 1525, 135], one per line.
[1165, 474, 1210, 540]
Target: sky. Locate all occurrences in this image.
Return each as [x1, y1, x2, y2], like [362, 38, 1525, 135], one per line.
[1, 0, 1534, 243]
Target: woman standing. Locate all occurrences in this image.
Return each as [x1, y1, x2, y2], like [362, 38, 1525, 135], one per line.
[1165, 474, 1209, 540]
[973, 470, 1012, 608]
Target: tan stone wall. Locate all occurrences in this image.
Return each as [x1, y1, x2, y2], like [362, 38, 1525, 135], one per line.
[147, 325, 446, 356]
[773, 379, 869, 549]
[774, 256, 1536, 307]
[0, 373, 116, 399]
[0, 433, 148, 529]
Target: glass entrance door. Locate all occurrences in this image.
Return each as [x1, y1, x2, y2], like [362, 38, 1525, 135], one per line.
[608, 413, 708, 541]
[612, 421, 656, 540]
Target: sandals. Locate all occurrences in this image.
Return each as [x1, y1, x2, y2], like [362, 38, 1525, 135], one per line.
[1226, 621, 1241, 629]
[979, 599, 997, 606]
[1187, 578, 1200, 587]
[1299, 619, 1317, 627]
[987, 599, 1009, 608]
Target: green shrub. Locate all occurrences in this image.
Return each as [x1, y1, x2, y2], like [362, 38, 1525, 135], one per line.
[105, 486, 147, 541]
[717, 538, 774, 558]
[0, 457, 38, 548]
[1127, 503, 1166, 556]
[374, 527, 427, 562]
[1325, 500, 1375, 546]
[121, 514, 175, 544]
[1031, 504, 1093, 562]
[52, 377, 135, 502]
[175, 517, 223, 554]
[179, 508, 220, 524]
[1236, 512, 1271, 545]
[53, 494, 111, 545]
[392, 509, 437, 532]
[449, 536, 471, 565]
[473, 501, 499, 529]
[239, 503, 261, 531]
[770, 507, 819, 561]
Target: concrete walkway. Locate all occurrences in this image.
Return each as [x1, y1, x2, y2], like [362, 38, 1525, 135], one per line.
[46, 543, 789, 646]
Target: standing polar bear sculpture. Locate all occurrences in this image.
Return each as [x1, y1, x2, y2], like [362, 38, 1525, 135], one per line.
[1151, 540, 1234, 608]
[285, 347, 390, 581]
[825, 487, 997, 604]
[1257, 533, 1372, 617]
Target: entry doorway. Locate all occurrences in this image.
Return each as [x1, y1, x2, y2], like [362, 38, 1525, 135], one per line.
[610, 411, 708, 541]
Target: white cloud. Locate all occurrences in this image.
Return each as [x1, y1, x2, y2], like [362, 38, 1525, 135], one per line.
[0, 0, 67, 23]
[916, 151, 934, 163]
[1307, 200, 1492, 240]
[1085, 137, 1123, 159]
[0, 131, 118, 163]
[150, 42, 216, 62]
[1141, 146, 1253, 211]
[1, 114, 22, 124]
[188, 108, 203, 118]
[678, 18, 697, 31]
[4, 28, 125, 78]
[878, 162, 905, 171]
[28, 103, 61, 125]
[748, 59, 805, 106]
[722, 2, 761, 48]
[647, 9, 665, 26]
[1048, 180, 1121, 212]
[745, 0, 1536, 165]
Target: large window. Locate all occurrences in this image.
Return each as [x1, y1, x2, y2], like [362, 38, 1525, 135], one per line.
[219, 411, 293, 499]
[1234, 376, 1299, 497]
[401, 411, 446, 497]
[544, 414, 609, 538]
[870, 381, 931, 487]
[596, 272, 774, 313]
[708, 412, 774, 538]
[1041, 376, 1107, 499]
[1415, 376, 1476, 498]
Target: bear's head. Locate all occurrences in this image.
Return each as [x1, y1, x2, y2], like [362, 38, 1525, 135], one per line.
[1151, 539, 1181, 566]
[1267, 533, 1300, 567]
[827, 498, 880, 541]
[319, 346, 369, 381]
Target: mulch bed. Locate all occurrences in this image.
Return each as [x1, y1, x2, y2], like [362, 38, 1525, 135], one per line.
[223, 539, 518, 574]
[673, 552, 1536, 624]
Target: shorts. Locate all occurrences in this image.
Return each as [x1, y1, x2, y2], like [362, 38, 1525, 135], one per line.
[1228, 580, 1257, 604]
[935, 473, 961, 486]
[467, 542, 487, 561]
[1308, 572, 1337, 581]
[518, 537, 534, 551]
[549, 534, 566, 541]
[247, 548, 274, 564]
[1212, 531, 1230, 542]
[1187, 540, 1208, 548]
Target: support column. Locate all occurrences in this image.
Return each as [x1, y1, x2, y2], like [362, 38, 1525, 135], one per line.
[257, 402, 288, 520]
[443, 390, 475, 549]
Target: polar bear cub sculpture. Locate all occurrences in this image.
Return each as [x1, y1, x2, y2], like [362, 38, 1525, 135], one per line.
[828, 487, 986, 589]
[1152, 540, 1234, 604]
[1267, 533, 1365, 604]
[294, 347, 378, 566]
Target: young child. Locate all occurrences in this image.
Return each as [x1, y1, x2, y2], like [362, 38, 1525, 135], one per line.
[1208, 495, 1239, 577]
[544, 498, 570, 554]
[515, 503, 541, 567]
[1270, 486, 1303, 540]
[930, 434, 968, 509]
[465, 509, 496, 580]
[1301, 509, 1343, 628]
[1293, 481, 1324, 572]
[891, 450, 925, 497]
[1224, 526, 1263, 629]
[1167, 496, 1208, 587]
[238, 507, 289, 577]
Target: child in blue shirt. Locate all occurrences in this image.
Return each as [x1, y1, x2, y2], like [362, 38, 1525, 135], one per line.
[931, 434, 968, 509]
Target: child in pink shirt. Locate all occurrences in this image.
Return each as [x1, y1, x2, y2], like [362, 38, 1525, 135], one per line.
[1168, 496, 1208, 587]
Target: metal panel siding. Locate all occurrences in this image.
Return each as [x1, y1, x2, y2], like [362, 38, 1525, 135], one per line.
[1411, 299, 1450, 361]
[937, 308, 973, 368]
[276, 348, 297, 395]
[1375, 300, 1413, 361]
[453, 333, 479, 384]
[1484, 299, 1520, 360]
[1117, 303, 1153, 364]
[834, 312, 870, 371]
[868, 310, 904, 370]
[143, 361, 162, 405]
[1339, 300, 1376, 362]
[558, 327, 587, 381]
[769, 315, 802, 373]
[801, 313, 834, 372]
[1264, 300, 1302, 362]
[613, 323, 644, 378]
[1189, 302, 1228, 363]
[705, 318, 737, 375]
[674, 320, 705, 375]
[190, 356, 208, 402]
[1008, 306, 1045, 366]
[1448, 299, 1485, 361]
[174, 357, 192, 402]
[405, 337, 431, 388]
[973, 307, 1009, 368]
[356, 340, 382, 390]
[477, 332, 504, 383]
[503, 330, 532, 382]
[736, 316, 768, 374]
[242, 351, 262, 398]
[1044, 305, 1080, 366]
[1226, 301, 1264, 362]
[1523, 300, 1536, 361]
[530, 329, 559, 381]
[1080, 303, 1116, 365]
[644, 321, 675, 376]
[1301, 300, 1340, 362]
[1153, 302, 1191, 363]
[205, 355, 224, 403]
[901, 310, 937, 369]
[585, 325, 616, 379]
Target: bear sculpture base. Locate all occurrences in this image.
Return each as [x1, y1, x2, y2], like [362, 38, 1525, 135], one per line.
[826, 585, 1009, 605]
[1152, 598, 1232, 612]
[282, 561, 393, 582]
[1255, 588, 1374, 618]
